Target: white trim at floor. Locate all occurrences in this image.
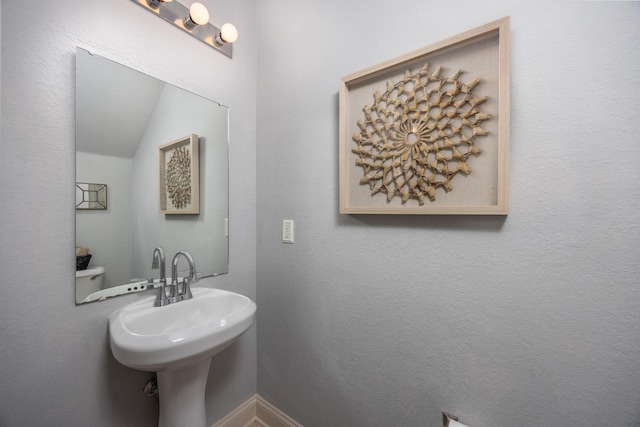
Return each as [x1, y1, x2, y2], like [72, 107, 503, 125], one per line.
[212, 394, 303, 427]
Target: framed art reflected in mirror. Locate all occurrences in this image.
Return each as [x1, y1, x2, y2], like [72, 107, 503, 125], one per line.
[76, 183, 107, 210]
[159, 134, 200, 215]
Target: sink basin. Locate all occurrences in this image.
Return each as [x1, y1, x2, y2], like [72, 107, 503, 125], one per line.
[109, 287, 256, 372]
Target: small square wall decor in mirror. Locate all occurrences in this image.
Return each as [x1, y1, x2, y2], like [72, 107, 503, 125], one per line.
[76, 183, 108, 210]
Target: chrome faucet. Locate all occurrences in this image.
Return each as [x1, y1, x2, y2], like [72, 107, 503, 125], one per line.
[151, 247, 169, 306]
[171, 251, 198, 303]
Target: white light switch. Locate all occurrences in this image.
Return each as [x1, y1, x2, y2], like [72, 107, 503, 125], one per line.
[282, 219, 294, 244]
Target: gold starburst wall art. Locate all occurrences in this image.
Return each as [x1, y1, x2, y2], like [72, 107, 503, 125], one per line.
[339, 17, 510, 215]
[351, 63, 490, 205]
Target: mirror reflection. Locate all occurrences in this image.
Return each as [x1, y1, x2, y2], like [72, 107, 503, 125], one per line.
[75, 48, 229, 304]
[76, 183, 108, 210]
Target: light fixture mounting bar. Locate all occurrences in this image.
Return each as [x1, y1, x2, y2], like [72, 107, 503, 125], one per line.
[130, 0, 233, 58]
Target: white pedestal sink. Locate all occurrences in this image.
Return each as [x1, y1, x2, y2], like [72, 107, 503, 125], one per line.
[109, 287, 256, 427]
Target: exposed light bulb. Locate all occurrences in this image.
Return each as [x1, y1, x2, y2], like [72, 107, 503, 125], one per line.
[219, 23, 238, 44]
[184, 2, 209, 29]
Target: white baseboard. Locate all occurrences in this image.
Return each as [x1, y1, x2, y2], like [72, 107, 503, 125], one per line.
[211, 395, 257, 427]
[212, 394, 303, 427]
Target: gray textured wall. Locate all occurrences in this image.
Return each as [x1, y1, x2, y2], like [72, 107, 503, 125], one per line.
[3, 2, 640, 427]
[256, 1, 640, 427]
[0, 0, 257, 425]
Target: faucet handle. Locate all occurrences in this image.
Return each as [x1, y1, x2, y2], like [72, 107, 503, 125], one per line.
[175, 277, 193, 302]
[154, 284, 169, 307]
[152, 246, 165, 270]
[182, 277, 193, 300]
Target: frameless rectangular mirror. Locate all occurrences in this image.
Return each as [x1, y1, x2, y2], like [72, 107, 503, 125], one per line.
[75, 48, 229, 304]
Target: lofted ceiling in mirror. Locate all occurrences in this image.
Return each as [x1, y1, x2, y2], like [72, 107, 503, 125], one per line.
[75, 48, 229, 304]
[76, 52, 164, 157]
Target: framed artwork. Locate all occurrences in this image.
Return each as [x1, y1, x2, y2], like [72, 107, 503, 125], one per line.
[159, 134, 200, 214]
[339, 17, 510, 215]
[76, 183, 108, 210]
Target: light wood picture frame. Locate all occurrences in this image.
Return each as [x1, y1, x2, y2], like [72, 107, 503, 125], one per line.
[339, 17, 510, 215]
[159, 134, 200, 214]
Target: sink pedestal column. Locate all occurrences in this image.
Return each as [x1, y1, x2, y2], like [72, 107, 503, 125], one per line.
[157, 358, 212, 427]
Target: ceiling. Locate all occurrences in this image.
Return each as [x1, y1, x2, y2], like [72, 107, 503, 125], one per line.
[76, 49, 165, 158]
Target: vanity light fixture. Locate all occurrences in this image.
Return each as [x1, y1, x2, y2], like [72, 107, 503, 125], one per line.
[131, 0, 237, 58]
